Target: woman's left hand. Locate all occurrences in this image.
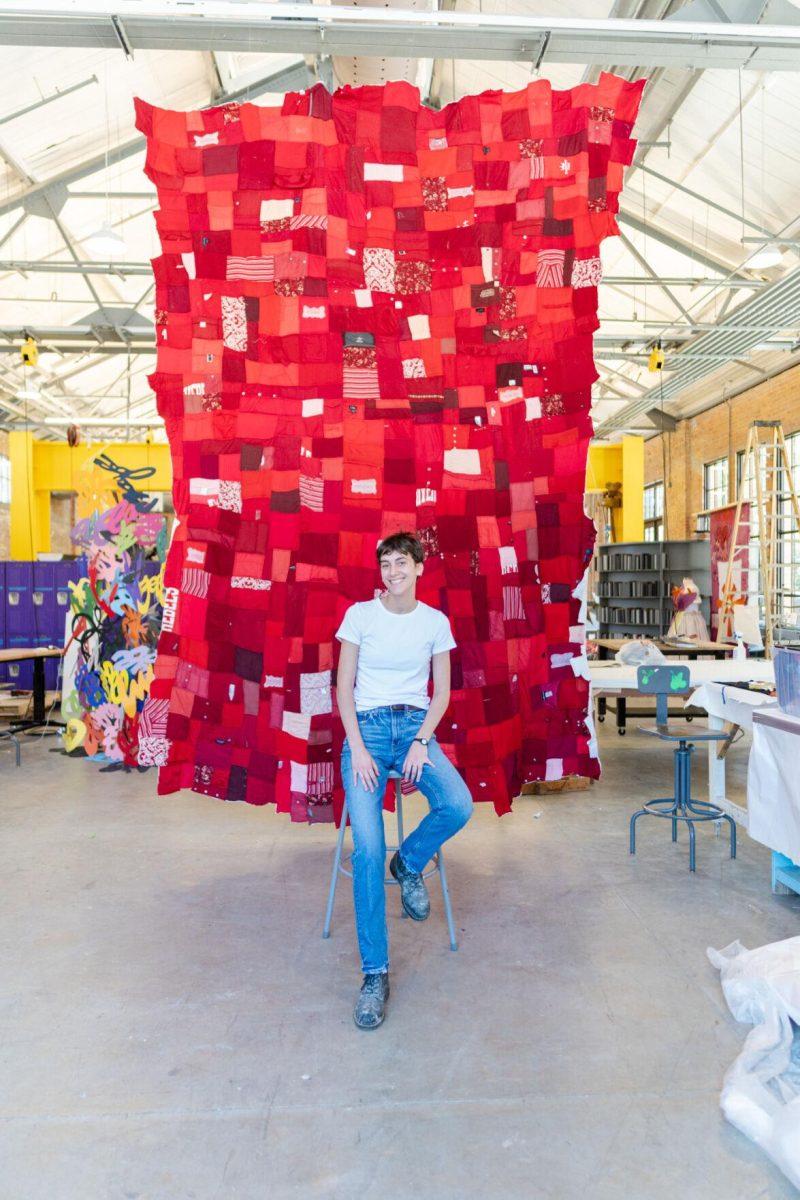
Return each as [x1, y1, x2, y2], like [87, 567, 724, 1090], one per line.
[402, 740, 431, 785]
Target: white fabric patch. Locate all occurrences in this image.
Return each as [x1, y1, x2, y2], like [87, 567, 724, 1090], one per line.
[545, 758, 564, 782]
[355, 289, 373, 308]
[402, 357, 425, 379]
[302, 305, 326, 319]
[263, 675, 284, 688]
[290, 761, 308, 792]
[138, 736, 171, 767]
[185, 546, 205, 565]
[260, 198, 293, 221]
[416, 487, 437, 506]
[193, 132, 219, 147]
[550, 652, 574, 669]
[181, 252, 196, 279]
[231, 576, 272, 590]
[282, 710, 311, 740]
[217, 481, 242, 513]
[572, 571, 589, 625]
[481, 247, 494, 282]
[302, 397, 324, 417]
[448, 185, 474, 198]
[364, 162, 404, 182]
[189, 478, 220, 500]
[499, 546, 518, 575]
[407, 314, 430, 341]
[570, 653, 591, 680]
[351, 478, 378, 495]
[300, 670, 333, 716]
[444, 448, 481, 475]
[221, 295, 247, 352]
[525, 396, 542, 421]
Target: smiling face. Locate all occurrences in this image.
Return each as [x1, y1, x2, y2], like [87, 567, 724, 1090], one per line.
[379, 550, 423, 600]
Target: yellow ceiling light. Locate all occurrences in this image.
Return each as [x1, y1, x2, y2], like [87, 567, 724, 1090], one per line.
[20, 336, 38, 367]
[648, 342, 664, 372]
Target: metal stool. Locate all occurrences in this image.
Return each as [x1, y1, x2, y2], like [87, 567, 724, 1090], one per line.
[322, 770, 458, 951]
[629, 664, 737, 873]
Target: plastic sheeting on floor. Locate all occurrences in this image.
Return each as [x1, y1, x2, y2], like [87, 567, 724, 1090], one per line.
[708, 937, 800, 1191]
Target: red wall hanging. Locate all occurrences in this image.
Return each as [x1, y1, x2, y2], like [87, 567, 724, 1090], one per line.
[135, 74, 644, 821]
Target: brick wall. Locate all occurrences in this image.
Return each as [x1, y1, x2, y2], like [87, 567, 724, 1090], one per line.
[644, 362, 800, 539]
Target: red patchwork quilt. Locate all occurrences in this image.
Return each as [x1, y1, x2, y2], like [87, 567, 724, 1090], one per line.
[135, 74, 643, 820]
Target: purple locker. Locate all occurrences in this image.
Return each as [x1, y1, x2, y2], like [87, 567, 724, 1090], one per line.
[32, 562, 56, 646]
[5, 561, 35, 644]
[6, 657, 34, 692]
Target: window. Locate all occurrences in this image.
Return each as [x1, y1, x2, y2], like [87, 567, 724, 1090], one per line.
[0, 454, 9, 504]
[643, 481, 664, 543]
[703, 456, 728, 512]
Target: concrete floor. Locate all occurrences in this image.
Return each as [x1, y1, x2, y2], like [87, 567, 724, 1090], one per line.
[1, 722, 799, 1200]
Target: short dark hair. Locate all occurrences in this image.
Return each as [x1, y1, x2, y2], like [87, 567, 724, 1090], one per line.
[376, 531, 424, 565]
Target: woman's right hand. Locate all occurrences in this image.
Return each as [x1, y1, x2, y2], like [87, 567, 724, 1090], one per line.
[351, 744, 380, 792]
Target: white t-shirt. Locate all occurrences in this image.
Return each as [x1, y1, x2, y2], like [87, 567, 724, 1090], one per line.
[335, 597, 457, 712]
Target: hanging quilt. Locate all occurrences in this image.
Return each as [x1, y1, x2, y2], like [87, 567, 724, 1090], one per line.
[135, 74, 644, 820]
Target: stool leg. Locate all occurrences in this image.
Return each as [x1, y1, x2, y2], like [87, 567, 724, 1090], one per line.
[629, 807, 648, 854]
[672, 748, 680, 842]
[322, 797, 349, 939]
[724, 813, 737, 859]
[395, 781, 409, 920]
[395, 779, 405, 844]
[687, 818, 696, 873]
[436, 848, 458, 951]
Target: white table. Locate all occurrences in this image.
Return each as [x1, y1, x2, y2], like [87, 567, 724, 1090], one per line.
[688, 671, 776, 828]
[589, 659, 775, 827]
[748, 707, 800, 892]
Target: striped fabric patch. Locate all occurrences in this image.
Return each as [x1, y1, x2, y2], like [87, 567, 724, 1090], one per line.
[343, 367, 380, 398]
[226, 256, 275, 281]
[289, 214, 328, 230]
[299, 475, 324, 511]
[181, 567, 210, 598]
[503, 586, 526, 621]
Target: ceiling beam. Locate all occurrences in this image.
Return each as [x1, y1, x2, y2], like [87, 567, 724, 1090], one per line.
[1, 4, 800, 68]
[0, 59, 312, 220]
[617, 209, 751, 279]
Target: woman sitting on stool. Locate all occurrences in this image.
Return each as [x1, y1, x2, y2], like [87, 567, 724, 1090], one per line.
[335, 531, 474, 1030]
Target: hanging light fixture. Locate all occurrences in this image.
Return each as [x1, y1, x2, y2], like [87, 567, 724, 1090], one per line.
[85, 223, 126, 259]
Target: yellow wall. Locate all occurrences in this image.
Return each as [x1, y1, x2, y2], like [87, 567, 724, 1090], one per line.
[586, 436, 644, 543]
[9, 433, 172, 560]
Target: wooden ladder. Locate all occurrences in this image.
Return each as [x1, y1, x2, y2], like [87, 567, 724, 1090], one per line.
[717, 420, 800, 657]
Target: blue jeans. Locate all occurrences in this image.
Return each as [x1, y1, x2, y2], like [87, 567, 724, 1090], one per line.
[341, 705, 473, 974]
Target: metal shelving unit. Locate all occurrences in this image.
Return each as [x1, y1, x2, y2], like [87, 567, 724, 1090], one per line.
[596, 540, 712, 639]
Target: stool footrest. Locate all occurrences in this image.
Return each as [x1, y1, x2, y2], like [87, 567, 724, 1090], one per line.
[642, 797, 728, 823]
[322, 780, 459, 951]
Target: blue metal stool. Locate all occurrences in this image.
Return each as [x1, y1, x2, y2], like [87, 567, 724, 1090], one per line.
[629, 665, 737, 873]
[322, 770, 458, 951]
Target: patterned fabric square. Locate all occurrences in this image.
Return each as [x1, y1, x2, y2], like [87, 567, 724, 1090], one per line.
[135, 74, 644, 820]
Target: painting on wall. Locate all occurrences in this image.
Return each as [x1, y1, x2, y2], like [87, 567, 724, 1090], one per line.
[61, 454, 168, 766]
[709, 501, 750, 640]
